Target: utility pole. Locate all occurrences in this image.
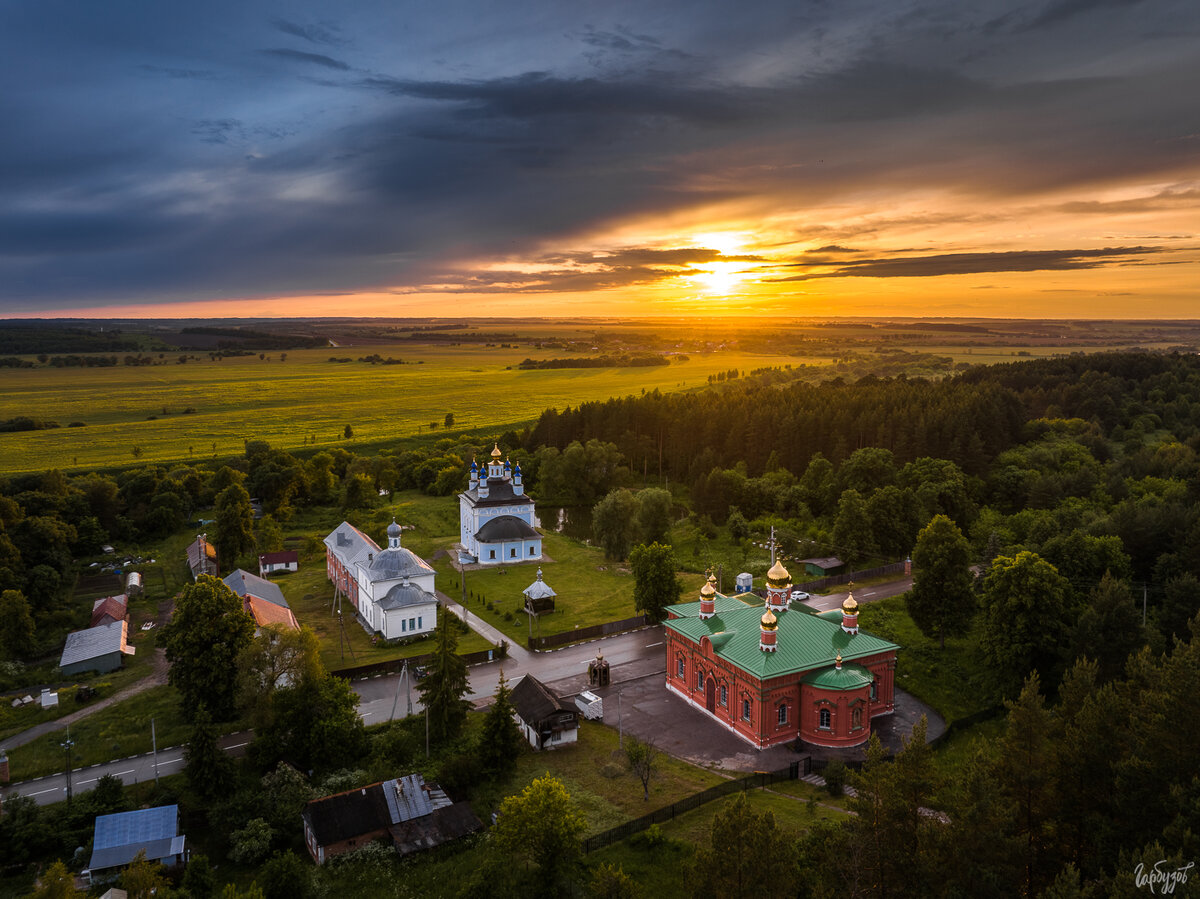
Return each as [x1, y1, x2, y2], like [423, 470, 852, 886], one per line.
[61, 728, 75, 807]
[1143, 583, 1148, 627]
[617, 690, 624, 750]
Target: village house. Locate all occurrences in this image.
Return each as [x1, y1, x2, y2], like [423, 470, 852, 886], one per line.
[223, 569, 299, 632]
[185, 535, 217, 580]
[664, 560, 898, 749]
[301, 773, 480, 864]
[258, 550, 299, 576]
[458, 445, 542, 565]
[323, 520, 438, 641]
[60, 620, 136, 676]
[84, 805, 186, 884]
[509, 674, 580, 750]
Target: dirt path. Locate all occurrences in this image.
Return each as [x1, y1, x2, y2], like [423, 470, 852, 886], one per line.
[0, 648, 169, 754]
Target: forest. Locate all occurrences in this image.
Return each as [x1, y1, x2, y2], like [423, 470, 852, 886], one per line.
[1, 350, 1199, 896]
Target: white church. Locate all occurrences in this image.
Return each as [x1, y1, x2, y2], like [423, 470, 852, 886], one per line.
[458, 444, 542, 565]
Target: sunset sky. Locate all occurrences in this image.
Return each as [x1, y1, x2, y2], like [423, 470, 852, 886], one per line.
[2, 0, 1198, 319]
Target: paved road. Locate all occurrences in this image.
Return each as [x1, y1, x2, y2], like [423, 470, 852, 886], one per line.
[3, 575, 912, 806]
[801, 576, 912, 613]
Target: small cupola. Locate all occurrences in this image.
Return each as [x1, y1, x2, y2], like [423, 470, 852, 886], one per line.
[387, 519, 402, 550]
[835, 652, 843, 670]
[841, 594, 859, 635]
[759, 608, 778, 652]
[699, 573, 717, 619]
[766, 558, 791, 611]
[513, 460, 524, 495]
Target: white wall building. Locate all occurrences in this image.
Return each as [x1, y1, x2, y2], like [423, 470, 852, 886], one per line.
[323, 520, 439, 641]
[458, 444, 542, 565]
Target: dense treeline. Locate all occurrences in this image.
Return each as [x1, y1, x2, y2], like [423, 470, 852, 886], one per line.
[530, 352, 1200, 480]
[0, 325, 144, 354]
[532, 375, 1026, 481]
[517, 354, 670, 369]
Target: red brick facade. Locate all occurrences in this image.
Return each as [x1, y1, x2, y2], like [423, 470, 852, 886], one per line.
[664, 625, 896, 749]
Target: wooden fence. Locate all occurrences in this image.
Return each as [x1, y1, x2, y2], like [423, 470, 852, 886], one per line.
[527, 614, 650, 651]
[581, 762, 805, 853]
[331, 643, 508, 680]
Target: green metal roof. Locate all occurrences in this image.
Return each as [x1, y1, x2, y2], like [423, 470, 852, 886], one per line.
[816, 608, 843, 622]
[666, 593, 757, 618]
[803, 663, 874, 690]
[666, 595, 899, 680]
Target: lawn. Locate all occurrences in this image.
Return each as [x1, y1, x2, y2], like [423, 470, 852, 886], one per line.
[856, 595, 995, 723]
[5, 684, 198, 781]
[0, 344, 804, 473]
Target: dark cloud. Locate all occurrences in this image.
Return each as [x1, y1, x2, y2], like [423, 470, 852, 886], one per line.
[1024, 0, 1150, 31]
[270, 17, 346, 47]
[261, 48, 351, 70]
[138, 64, 215, 80]
[773, 247, 1165, 280]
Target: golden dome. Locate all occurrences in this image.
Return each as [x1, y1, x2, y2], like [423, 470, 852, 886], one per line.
[835, 652, 843, 667]
[490, 443, 503, 459]
[707, 572, 717, 586]
[766, 559, 791, 587]
[842, 594, 858, 614]
[761, 609, 778, 630]
[700, 580, 716, 597]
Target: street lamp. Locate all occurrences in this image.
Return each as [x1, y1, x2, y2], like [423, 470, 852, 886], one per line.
[61, 728, 75, 807]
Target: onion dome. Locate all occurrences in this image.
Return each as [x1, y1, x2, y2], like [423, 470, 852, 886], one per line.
[490, 443, 503, 459]
[842, 594, 858, 614]
[700, 579, 716, 597]
[766, 559, 791, 588]
[387, 519, 402, 539]
[835, 652, 843, 669]
[470, 457, 478, 471]
[761, 609, 778, 631]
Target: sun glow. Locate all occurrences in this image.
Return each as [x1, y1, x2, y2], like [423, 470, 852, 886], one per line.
[689, 260, 753, 294]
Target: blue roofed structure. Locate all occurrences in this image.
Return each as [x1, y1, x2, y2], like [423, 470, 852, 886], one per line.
[87, 805, 186, 878]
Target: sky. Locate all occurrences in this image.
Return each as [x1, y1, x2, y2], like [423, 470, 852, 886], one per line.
[2, 0, 1198, 319]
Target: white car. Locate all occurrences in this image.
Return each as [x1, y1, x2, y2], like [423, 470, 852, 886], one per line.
[790, 590, 809, 602]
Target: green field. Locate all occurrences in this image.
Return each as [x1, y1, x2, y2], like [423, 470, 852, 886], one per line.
[0, 344, 808, 473]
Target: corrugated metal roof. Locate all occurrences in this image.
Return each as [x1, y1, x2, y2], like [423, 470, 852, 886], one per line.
[246, 595, 299, 630]
[665, 598, 898, 679]
[386, 774, 434, 823]
[460, 479, 531, 508]
[60, 620, 128, 667]
[223, 569, 288, 608]
[94, 805, 177, 849]
[666, 593, 758, 618]
[324, 521, 378, 569]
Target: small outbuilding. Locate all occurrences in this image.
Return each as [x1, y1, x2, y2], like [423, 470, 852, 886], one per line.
[125, 572, 143, 597]
[85, 805, 186, 884]
[799, 556, 846, 578]
[509, 674, 579, 750]
[60, 620, 135, 676]
[258, 550, 299, 576]
[91, 594, 129, 628]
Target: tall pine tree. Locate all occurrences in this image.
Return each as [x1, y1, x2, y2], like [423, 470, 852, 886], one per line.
[418, 606, 471, 745]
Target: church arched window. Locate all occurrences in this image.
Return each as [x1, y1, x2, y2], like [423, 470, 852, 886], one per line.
[818, 708, 831, 730]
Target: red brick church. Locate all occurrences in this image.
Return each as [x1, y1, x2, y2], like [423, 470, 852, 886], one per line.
[664, 559, 899, 749]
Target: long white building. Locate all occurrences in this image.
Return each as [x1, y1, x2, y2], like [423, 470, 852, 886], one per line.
[323, 520, 438, 641]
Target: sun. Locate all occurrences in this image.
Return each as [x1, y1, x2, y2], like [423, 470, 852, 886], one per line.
[689, 261, 752, 295]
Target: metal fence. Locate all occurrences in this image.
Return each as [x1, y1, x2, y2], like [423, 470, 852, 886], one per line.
[793, 561, 908, 594]
[527, 615, 650, 651]
[331, 643, 507, 680]
[581, 762, 805, 853]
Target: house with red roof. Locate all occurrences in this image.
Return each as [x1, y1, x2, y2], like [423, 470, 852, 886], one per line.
[222, 569, 299, 632]
[258, 550, 299, 576]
